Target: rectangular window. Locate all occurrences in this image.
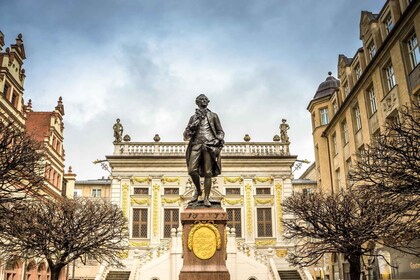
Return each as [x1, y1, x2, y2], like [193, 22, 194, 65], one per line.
[367, 87, 377, 115]
[384, 13, 394, 34]
[134, 188, 149, 195]
[384, 63, 396, 91]
[3, 83, 9, 97]
[225, 188, 241, 195]
[407, 33, 420, 71]
[336, 169, 342, 191]
[345, 158, 352, 186]
[257, 208, 272, 237]
[227, 208, 242, 237]
[320, 108, 329, 125]
[256, 188, 271, 195]
[342, 121, 349, 145]
[132, 209, 148, 238]
[355, 63, 362, 80]
[91, 188, 102, 197]
[163, 209, 179, 238]
[368, 42, 376, 60]
[10, 92, 18, 107]
[353, 105, 362, 131]
[164, 188, 179, 195]
[73, 189, 82, 197]
[332, 134, 338, 156]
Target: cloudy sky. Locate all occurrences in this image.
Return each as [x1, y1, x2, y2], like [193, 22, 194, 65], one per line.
[1, 0, 384, 179]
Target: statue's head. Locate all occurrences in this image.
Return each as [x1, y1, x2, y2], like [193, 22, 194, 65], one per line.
[195, 94, 210, 108]
[116, 118, 120, 123]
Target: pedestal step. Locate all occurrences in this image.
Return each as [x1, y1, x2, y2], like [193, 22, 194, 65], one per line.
[278, 270, 301, 280]
[105, 271, 131, 280]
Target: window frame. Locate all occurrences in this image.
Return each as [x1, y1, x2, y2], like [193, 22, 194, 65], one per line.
[163, 208, 179, 238]
[368, 42, 376, 60]
[353, 105, 362, 132]
[342, 120, 349, 146]
[384, 13, 394, 35]
[132, 208, 148, 238]
[384, 63, 396, 91]
[91, 188, 102, 197]
[320, 108, 329, 125]
[226, 208, 242, 237]
[407, 32, 420, 71]
[256, 208, 273, 237]
[367, 86, 377, 116]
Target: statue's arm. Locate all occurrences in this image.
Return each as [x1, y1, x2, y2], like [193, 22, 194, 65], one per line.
[213, 113, 225, 141]
[183, 116, 196, 140]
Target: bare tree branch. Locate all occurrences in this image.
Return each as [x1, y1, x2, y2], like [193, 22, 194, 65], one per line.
[0, 197, 128, 280]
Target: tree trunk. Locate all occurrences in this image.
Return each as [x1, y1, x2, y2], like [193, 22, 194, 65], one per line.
[50, 265, 64, 280]
[348, 254, 361, 280]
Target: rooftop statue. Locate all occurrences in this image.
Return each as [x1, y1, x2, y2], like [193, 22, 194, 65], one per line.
[113, 118, 123, 143]
[183, 94, 225, 207]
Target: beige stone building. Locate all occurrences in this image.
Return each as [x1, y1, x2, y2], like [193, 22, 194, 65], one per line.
[308, 0, 420, 279]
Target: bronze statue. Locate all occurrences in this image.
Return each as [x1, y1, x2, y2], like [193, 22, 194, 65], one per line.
[113, 118, 123, 143]
[184, 94, 224, 207]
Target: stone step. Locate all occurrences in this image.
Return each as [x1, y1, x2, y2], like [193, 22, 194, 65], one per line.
[106, 271, 131, 280]
[278, 270, 301, 280]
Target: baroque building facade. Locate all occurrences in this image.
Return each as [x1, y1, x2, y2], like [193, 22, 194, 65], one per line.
[308, 0, 419, 279]
[0, 32, 75, 280]
[84, 122, 314, 280]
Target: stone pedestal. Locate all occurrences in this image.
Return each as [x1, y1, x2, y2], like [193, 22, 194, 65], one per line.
[179, 207, 230, 280]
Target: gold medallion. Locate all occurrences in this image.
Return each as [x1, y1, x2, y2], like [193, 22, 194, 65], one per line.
[188, 222, 221, 260]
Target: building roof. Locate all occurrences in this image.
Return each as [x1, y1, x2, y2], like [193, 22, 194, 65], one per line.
[312, 72, 340, 100]
[76, 178, 111, 185]
[26, 112, 53, 142]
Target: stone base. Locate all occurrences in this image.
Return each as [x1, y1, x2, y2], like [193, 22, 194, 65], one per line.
[179, 271, 230, 280]
[179, 208, 230, 280]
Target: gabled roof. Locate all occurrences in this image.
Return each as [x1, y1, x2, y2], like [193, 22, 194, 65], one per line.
[26, 112, 54, 142]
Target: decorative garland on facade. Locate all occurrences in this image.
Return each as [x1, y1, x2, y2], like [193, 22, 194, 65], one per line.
[131, 176, 151, 184]
[161, 176, 180, 185]
[129, 241, 150, 247]
[223, 176, 243, 184]
[253, 176, 274, 184]
[254, 197, 274, 205]
[130, 197, 150, 206]
[161, 197, 182, 206]
[222, 197, 244, 205]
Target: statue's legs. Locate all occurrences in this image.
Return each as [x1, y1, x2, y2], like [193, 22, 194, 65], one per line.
[202, 151, 213, 207]
[188, 148, 203, 202]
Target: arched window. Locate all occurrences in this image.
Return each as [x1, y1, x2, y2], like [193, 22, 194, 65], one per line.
[5, 258, 22, 280]
[26, 261, 37, 280]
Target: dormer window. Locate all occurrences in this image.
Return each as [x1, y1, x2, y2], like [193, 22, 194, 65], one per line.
[3, 83, 9, 98]
[10, 92, 18, 108]
[384, 13, 394, 35]
[368, 42, 376, 60]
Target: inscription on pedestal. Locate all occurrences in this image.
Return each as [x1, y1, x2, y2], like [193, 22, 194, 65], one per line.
[188, 223, 220, 260]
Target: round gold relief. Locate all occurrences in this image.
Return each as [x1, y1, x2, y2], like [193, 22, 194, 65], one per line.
[192, 227, 217, 260]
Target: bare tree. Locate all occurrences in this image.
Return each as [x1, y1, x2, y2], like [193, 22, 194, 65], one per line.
[350, 103, 420, 196]
[0, 117, 46, 207]
[0, 197, 128, 280]
[283, 188, 419, 280]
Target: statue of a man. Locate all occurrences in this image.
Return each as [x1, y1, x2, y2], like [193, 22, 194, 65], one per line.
[280, 119, 289, 143]
[184, 94, 225, 207]
[113, 118, 123, 143]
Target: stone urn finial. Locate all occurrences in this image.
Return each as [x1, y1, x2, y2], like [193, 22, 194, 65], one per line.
[273, 135, 280, 142]
[153, 134, 161, 142]
[244, 134, 251, 142]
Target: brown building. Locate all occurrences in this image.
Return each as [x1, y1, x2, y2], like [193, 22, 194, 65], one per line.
[308, 1, 420, 279]
[0, 32, 75, 280]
